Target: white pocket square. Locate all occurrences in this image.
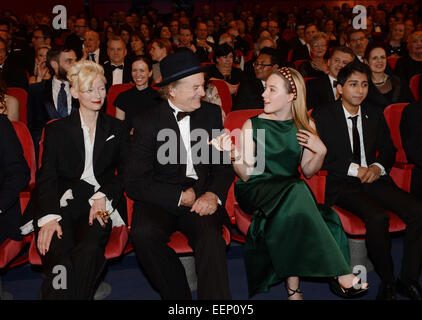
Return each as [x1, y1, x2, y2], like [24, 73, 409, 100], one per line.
[106, 135, 115, 141]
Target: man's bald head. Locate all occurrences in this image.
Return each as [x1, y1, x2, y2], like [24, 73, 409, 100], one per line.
[84, 30, 100, 53]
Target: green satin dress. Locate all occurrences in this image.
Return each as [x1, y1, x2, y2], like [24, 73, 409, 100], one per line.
[234, 117, 351, 297]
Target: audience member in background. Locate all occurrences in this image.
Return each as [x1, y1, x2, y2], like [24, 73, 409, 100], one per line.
[24, 25, 52, 77]
[404, 19, 416, 42]
[114, 56, 161, 131]
[395, 31, 422, 86]
[169, 19, 180, 45]
[28, 45, 51, 84]
[28, 60, 128, 299]
[346, 28, 369, 62]
[0, 72, 19, 121]
[140, 23, 152, 45]
[27, 47, 78, 155]
[323, 19, 339, 47]
[313, 60, 422, 300]
[291, 24, 318, 62]
[306, 46, 355, 111]
[288, 23, 306, 57]
[208, 43, 243, 95]
[0, 114, 30, 244]
[298, 32, 329, 78]
[103, 36, 131, 90]
[119, 24, 133, 48]
[0, 37, 28, 89]
[194, 22, 214, 63]
[128, 31, 145, 59]
[157, 25, 172, 44]
[401, 99, 422, 199]
[149, 38, 173, 83]
[364, 44, 413, 110]
[386, 23, 408, 57]
[268, 19, 290, 62]
[178, 25, 197, 52]
[233, 47, 280, 110]
[65, 17, 88, 60]
[82, 30, 107, 66]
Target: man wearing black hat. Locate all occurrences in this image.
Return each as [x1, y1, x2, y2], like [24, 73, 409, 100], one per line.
[125, 49, 234, 300]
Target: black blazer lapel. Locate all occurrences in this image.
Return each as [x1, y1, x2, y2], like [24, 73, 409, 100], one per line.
[68, 111, 85, 162]
[93, 112, 111, 167]
[332, 101, 353, 155]
[323, 75, 336, 104]
[43, 79, 61, 119]
[360, 104, 376, 163]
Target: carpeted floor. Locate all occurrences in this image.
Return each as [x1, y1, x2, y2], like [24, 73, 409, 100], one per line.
[0, 233, 416, 300]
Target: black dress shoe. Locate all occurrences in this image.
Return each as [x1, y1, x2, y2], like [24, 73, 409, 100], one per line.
[396, 278, 422, 300]
[376, 282, 396, 300]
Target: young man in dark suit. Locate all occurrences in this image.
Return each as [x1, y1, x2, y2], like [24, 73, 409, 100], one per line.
[313, 60, 422, 300]
[125, 50, 234, 300]
[26, 47, 78, 156]
[306, 46, 355, 111]
[0, 115, 30, 244]
[103, 36, 131, 91]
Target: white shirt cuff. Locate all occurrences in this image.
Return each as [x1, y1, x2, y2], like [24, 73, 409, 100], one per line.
[371, 162, 386, 176]
[178, 191, 183, 207]
[38, 214, 62, 227]
[347, 162, 361, 177]
[90, 191, 106, 201]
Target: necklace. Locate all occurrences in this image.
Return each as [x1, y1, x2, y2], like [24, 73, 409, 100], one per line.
[372, 74, 388, 86]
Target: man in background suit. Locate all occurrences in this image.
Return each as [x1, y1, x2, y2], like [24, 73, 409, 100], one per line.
[233, 47, 279, 110]
[0, 115, 30, 244]
[291, 24, 317, 62]
[81, 30, 107, 66]
[103, 36, 131, 91]
[27, 47, 78, 156]
[65, 17, 88, 60]
[125, 50, 234, 300]
[306, 46, 355, 110]
[313, 60, 422, 300]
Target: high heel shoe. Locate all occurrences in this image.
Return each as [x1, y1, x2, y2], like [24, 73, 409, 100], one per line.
[286, 286, 303, 300]
[329, 277, 369, 299]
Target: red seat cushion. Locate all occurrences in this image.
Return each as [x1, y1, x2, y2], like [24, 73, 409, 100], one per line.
[0, 238, 27, 268]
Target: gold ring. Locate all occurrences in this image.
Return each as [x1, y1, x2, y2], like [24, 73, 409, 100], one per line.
[96, 210, 110, 219]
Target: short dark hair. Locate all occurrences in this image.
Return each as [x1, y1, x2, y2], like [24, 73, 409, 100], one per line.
[346, 27, 366, 42]
[363, 43, 387, 61]
[131, 55, 153, 72]
[213, 43, 235, 62]
[330, 46, 355, 59]
[337, 59, 370, 86]
[258, 47, 280, 66]
[46, 46, 74, 76]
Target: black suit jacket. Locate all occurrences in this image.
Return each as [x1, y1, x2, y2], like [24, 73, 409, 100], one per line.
[232, 76, 265, 110]
[291, 43, 310, 62]
[313, 100, 397, 205]
[29, 111, 129, 224]
[306, 74, 336, 111]
[0, 115, 30, 242]
[27, 79, 79, 154]
[65, 33, 84, 60]
[125, 100, 235, 216]
[103, 61, 132, 90]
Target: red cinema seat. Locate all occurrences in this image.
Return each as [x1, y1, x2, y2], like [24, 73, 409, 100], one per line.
[210, 79, 233, 116]
[293, 59, 307, 70]
[387, 56, 399, 71]
[106, 83, 135, 117]
[409, 74, 420, 101]
[7, 87, 28, 125]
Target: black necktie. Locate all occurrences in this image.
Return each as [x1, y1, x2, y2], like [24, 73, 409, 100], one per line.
[57, 82, 68, 118]
[176, 111, 191, 122]
[111, 64, 124, 71]
[89, 53, 95, 61]
[348, 115, 361, 165]
[333, 80, 338, 88]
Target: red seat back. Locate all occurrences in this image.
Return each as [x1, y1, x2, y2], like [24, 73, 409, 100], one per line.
[409, 74, 420, 101]
[11, 121, 36, 187]
[106, 83, 135, 117]
[210, 79, 233, 115]
[294, 59, 307, 70]
[387, 56, 399, 71]
[383, 103, 409, 164]
[7, 87, 28, 124]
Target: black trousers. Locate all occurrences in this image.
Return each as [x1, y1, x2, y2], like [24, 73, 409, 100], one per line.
[36, 195, 111, 300]
[334, 178, 422, 284]
[131, 201, 232, 300]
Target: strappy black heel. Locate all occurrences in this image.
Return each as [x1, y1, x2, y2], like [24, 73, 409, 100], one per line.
[286, 286, 303, 299]
[329, 277, 369, 299]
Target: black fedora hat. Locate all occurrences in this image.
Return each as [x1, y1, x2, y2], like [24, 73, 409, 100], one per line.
[154, 49, 209, 87]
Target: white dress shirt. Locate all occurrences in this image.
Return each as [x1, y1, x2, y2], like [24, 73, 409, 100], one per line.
[89, 48, 100, 64]
[342, 105, 386, 177]
[328, 74, 337, 99]
[52, 77, 72, 115]
[111, 63, 124, 85]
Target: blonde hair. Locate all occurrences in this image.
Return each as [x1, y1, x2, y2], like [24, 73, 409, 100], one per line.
[67, 60, 106, 91]
[273, 67, 317, 135]
[309, 32, 328, 46]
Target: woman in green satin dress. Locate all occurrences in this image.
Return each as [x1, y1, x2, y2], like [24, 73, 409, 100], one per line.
[211, 67, 369, 299]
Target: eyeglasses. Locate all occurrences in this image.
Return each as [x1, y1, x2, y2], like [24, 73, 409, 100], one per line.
[253, 62, 273, 68]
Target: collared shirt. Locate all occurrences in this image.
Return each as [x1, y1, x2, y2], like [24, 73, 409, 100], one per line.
[342, 105, 386, 177]
[89, 48, 100, 64]
[328, 74, 337, 99]
[111, 63, 124, 85]
[52, 77, 72, 115]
